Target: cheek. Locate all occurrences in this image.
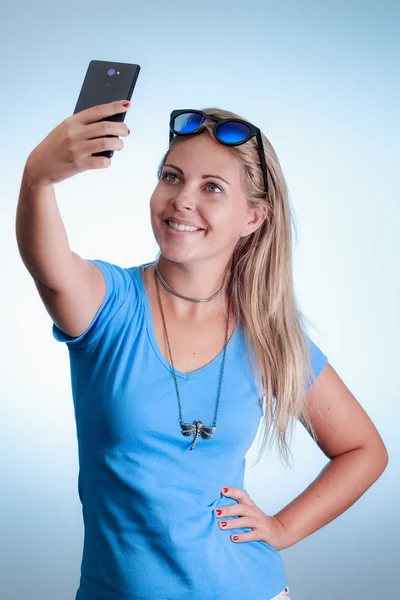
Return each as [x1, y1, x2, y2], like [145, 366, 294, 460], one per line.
[210, 207, 244, 237]
[149, 194, 162, 231]
[149, 189, 166, 216]
[149, 188, 160, 206]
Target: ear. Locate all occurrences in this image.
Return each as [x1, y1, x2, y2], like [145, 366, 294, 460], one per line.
[243, 204, 269, 236]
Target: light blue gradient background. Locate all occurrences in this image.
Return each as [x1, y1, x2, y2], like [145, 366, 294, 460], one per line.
[1, 1, 398, 599]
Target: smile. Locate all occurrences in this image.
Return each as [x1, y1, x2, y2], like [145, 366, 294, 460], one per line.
[165, 220, 205, 235]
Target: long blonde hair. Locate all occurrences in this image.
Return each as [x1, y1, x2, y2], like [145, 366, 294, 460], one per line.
[156, 107, 319, 468]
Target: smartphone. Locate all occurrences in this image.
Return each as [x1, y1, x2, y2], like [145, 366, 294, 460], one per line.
[73, 60, 141, 158]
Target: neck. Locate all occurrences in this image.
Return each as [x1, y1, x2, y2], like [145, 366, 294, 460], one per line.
[154, 254, 231, 321]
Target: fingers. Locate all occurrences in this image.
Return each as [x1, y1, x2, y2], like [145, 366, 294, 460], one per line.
[78, 136, 125, 172]
[84, 135, 125, 156]
[216, 504, 252, 519]
[60, 100, 131, 174]
[85, 119, 130, 141]
[75, 99, 131, 126]
[217, 516, 257, 531]
[221, 486, 253, 505]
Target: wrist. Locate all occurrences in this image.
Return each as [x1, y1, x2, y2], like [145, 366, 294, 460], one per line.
[271, 515, 295, 551]
[24, 154, 52, 191]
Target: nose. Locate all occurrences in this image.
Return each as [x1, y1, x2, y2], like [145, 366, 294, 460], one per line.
[171, 188, 197, 212]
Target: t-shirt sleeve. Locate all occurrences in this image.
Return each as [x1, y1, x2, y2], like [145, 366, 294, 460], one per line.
[305, 334, 328, 391]
[52, 259, 132, 350]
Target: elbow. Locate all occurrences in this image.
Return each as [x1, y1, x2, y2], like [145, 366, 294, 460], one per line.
[379, 445, 389, 471]
[363, 441, 389, 478]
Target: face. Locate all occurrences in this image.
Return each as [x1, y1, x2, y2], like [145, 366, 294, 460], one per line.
[150, 132, 266, 265]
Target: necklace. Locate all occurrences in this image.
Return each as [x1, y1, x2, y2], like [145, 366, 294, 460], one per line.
[154, 262, 225, 303]
[153, 260, 231, 451]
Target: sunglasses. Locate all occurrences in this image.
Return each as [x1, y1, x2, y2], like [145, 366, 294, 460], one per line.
[169, 109, 269, 198]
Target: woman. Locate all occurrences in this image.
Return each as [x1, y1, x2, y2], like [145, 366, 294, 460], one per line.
[16, 100, 388, 600]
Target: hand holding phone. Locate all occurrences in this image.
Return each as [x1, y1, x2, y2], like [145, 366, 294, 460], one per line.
[26, 101, 131, 187]
[25, 60, 141, 186]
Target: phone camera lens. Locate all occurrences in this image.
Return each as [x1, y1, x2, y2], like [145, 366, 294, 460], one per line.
[108, 69, 115, 76]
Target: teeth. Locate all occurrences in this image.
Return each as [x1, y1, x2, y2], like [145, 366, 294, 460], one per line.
[167, 220, 201, 232]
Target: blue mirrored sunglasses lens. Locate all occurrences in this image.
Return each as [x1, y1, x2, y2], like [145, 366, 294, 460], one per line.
[217, 122, 250, 143]
[173, 112, 204, 134]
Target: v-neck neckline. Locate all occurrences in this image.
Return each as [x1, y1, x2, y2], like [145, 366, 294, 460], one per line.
[134, 262, 240, 381]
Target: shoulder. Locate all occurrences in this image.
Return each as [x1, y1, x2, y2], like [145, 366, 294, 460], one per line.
[88, 259, 147, 295]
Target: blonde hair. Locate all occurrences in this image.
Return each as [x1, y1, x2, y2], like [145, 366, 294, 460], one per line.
[156, 107, 319, 468]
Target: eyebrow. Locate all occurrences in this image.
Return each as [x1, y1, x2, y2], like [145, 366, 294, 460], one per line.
[164, 163, 230, 186]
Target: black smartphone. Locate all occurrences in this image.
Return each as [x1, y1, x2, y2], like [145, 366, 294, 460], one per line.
[73, 60, 141, 158]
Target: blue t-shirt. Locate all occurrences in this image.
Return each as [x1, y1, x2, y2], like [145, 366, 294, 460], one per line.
[53, 260, 328, 600]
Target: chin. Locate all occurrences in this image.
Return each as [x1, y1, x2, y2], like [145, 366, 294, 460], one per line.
[156, 246, 198, 263]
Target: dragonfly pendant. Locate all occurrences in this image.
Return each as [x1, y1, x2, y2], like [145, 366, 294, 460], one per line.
[181, 420, 216, 451]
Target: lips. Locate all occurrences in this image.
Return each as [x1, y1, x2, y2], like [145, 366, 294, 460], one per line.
[164, 220, 205, 235]
[165, 218, 205, 230]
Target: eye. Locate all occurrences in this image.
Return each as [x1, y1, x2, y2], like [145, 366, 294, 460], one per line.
[160, 170, 179, 183]
[160, 170, 223, 193]
[206, 182, 223, 193]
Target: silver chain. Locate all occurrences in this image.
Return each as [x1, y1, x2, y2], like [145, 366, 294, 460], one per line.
[153, 261, 231, 450]
[154, 261, 225, 303]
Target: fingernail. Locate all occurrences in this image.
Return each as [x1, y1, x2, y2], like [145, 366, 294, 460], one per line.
[232, 535, 239, 541]
[122, 101, 130, 107]
[222, 487, 229, 493]
[127, 129, 130, 135]
[220, 522, 227, 527]
[216, 509, 222, 516]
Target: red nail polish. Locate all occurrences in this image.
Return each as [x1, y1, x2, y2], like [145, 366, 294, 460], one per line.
[216, 509, 222, 516]
[122, 101, 130, 107]
[220, 522, 227, 527]
[222, 487, 229, 493]
[233, 535, 239, 541]
[127, 129, 130, 135]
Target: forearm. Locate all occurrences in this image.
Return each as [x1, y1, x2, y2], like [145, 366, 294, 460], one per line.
[16, 159, 74, 290]
[273, 445, 388, 550]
